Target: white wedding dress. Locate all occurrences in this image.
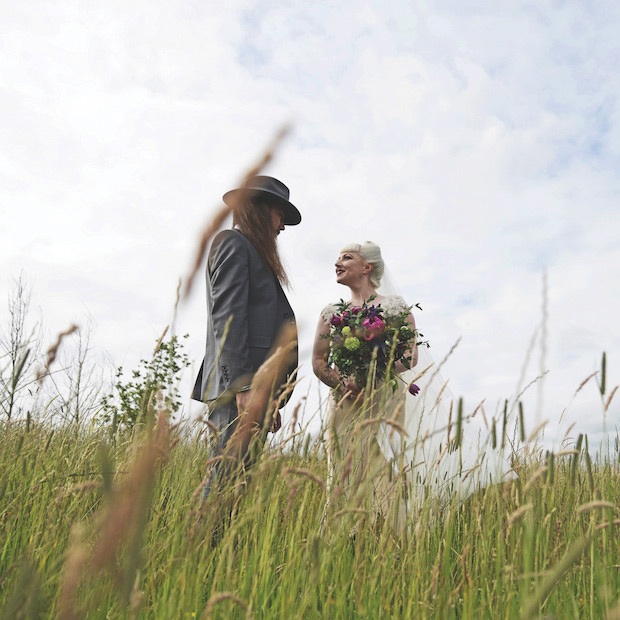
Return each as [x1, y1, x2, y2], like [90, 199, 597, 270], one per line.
[321, 294, 515, 529]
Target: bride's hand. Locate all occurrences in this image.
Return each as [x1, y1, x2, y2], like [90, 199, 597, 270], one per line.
[340, 378, 362, 399]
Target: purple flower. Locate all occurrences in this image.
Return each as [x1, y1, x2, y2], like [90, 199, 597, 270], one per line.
[351, 306, 360, 315]
[408, 383, 420, 396]
[331, 315, 343, 327]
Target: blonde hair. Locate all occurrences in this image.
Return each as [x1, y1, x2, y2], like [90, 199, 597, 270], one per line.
[340, 241, 384, 288]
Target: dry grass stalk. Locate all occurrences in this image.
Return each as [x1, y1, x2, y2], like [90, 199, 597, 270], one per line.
[470, 399, 485, 421]
[285, 467, 326, 489]
[333, 508, 369, 518]
[283, 470, 299, 516]
[36, 323, 79, 383]
[560, 422, 577, 447]
[203, 592, 252, 620]
[429, 549, 442, 598]
[383, 416, 408, 437]
[479, 403, 489, 429]
[287, 399, 304, 439]
[223, 323, 297, 462]
[270, 373, 302, 414]
[91, 409, 170, 573]
[408, 363, 434, 385]
[334, 388, 363, 409]
[183, 124, 291, 300]
[526, 419, 548, 445]
[413, 405, 483, 448]
[523, 466, 548, 493]
[574, 370, 599, 395]
[56, 481, 102, 501]
[595, 519, 620, 531]
[202, 418, 220, 440]
[152, 325, 169, 356]
[607, 603, 620, 620]
[507, 503, 533, 525]
[357, 416, 383, 431]
[257, 454, 287, 473]
[249, 324, 297, 403]
[332, 452, 353, 503]
[458, 543, 472, 591]
[514, 370, 550, 405]
[605, 385, 619, 412]
[576, 500, 616, 514]
[59, 525, 89, 620]
[461, 460, 484, 482]
[429, 380, 452, 416]
[191, 454, 237, 501]
[203, 454, 236, 469]
[171, 278, 182, 327]
[191, 478, 209, 503]
[520, 534, 593, 619]
[129, 573, 145, 618]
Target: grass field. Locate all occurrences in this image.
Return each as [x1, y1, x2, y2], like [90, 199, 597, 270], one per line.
[1, 396, 619, 619]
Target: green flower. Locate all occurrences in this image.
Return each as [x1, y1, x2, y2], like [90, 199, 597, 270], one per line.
[342, 326, 352, 337]
[344, 336, 360, 351]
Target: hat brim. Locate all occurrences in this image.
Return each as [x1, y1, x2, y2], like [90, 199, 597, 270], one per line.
[223, 188, 302, 226]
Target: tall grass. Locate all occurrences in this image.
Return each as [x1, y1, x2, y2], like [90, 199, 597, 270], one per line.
[1, 401, 619, 619]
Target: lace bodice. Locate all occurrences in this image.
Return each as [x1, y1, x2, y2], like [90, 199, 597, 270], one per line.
[320, 295, 409, 324]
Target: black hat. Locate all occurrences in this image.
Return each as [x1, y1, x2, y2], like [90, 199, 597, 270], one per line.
[223, 175, 301, 226]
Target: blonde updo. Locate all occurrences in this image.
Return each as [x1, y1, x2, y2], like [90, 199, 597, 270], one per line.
[339, 241, 384, 288]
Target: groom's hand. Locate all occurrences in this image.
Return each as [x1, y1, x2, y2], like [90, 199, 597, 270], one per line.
[236, 390, 281, 432]
[235, 389, 252, 413]
[270, 411, 282, 433]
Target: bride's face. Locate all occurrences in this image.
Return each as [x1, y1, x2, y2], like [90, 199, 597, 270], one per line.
[335, 251, 372, 286]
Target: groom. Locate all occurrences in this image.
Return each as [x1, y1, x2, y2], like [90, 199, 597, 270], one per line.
[192, 175, 301, 494]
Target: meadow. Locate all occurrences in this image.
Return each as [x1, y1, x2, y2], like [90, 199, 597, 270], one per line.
[1, 351, 619, 619]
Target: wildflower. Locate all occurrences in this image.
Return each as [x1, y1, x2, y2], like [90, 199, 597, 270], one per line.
[408, 382, 420, 396]
[344, 337, 361, 351]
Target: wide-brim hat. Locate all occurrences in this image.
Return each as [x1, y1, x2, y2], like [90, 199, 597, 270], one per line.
[223, 175, 301, 226]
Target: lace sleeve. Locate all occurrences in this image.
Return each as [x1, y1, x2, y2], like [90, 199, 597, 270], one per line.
[380, 295, 410, 316]
[320, 303, 338, 325]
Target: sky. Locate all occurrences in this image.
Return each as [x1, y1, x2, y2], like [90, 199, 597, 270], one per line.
[2, 0, 619, 448]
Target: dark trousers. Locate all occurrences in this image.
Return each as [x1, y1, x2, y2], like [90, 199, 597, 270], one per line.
[202, 398, 239, 500]
[202, 395, 271, 500]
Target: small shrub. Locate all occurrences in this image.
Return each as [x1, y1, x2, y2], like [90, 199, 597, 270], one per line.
[99, 334, 190, 432]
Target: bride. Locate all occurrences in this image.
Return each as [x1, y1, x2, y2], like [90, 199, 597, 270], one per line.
[312, 241, 514, 531]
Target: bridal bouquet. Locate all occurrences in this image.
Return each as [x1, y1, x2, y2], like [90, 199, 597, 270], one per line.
[326, 297, 418, 392]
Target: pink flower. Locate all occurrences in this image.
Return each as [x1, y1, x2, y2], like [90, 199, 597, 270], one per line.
[408, 383, 420, 396]
[363, 317, 386, 340]
[371, 317, 385, 333]
[331, 315, 343, 327]
[351, 307, 361, 315]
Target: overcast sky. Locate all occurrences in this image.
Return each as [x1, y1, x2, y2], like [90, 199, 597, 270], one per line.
[2, 0, 619, 447]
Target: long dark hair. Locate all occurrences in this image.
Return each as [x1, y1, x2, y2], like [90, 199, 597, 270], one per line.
[232, 196, 289, 287]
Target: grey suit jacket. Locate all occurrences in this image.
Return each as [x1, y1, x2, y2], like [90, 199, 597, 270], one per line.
[191, 228, 298, 407]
